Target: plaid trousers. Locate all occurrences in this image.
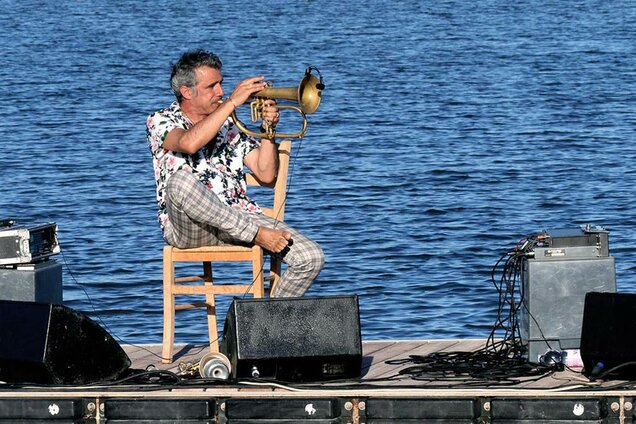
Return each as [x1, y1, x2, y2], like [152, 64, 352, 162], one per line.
[162, 170, 324, 297]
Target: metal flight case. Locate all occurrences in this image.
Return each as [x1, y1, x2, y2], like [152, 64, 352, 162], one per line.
[0, 220, 60, 265]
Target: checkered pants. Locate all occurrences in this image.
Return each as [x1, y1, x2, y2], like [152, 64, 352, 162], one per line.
[163, 170, 324, 297]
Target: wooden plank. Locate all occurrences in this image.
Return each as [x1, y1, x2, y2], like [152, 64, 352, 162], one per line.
[2, 337, 635, 405]
[114, 341, 626, 394]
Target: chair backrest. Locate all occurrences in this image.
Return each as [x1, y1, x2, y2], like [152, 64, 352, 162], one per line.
[245, 139, 291, 222]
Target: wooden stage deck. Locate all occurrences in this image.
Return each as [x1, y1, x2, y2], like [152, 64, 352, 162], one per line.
[2, 340, 636, 422]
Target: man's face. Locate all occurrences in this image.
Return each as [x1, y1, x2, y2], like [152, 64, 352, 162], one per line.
[188, 65, 225, 115]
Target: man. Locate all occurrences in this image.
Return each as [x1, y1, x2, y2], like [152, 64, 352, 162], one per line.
[146, 50, 324, 297]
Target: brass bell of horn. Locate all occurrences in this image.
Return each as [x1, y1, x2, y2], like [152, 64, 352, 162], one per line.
[198, 351, 232, 380]
[230, 67, 324, 139]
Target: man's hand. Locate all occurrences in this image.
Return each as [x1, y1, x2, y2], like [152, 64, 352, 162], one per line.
[261, 100, 280, 129]
[229, 76, 269, 107]
[254, 227, 291, 253]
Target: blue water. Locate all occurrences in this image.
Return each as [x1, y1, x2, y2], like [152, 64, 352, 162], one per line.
[1, 0, 635, 345]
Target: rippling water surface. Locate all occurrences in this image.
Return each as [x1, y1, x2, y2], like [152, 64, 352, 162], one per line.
[1, 0, 635, 344]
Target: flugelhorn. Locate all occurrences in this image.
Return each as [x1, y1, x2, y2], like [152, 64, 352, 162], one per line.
[198, 351, 232, 380]
[230, 66, 324, 139]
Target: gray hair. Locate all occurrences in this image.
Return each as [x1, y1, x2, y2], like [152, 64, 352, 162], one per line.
[170, 50, 222, 102]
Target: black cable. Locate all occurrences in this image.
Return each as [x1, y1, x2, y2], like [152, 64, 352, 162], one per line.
[385, 234, 564, 386]
[0, 369, 182, 391]
[588, 361, 636, 382]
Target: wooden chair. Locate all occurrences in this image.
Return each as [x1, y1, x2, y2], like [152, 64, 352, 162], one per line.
[161, 140, 292, 364]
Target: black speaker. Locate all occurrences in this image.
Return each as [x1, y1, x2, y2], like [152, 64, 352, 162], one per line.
[220, 295, 362, 382]
[0, 300, 131, 384]
[580, 292, 636, 378]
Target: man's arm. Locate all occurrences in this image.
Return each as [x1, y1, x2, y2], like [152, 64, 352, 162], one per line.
[244, 101, 281, 183]
[244, 138, 279, 183]
[163, 101, 236, 154]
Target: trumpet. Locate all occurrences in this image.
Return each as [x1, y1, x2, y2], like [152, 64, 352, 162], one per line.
[230, 66, 324, 139]
[198, 351, 232, 380]
[176, 351, 232, 380]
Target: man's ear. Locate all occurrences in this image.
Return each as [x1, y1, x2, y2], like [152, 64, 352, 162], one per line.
[180, 85, 193, 100]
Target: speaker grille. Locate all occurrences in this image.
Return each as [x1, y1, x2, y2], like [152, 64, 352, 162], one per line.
[234, 296, 361, 358]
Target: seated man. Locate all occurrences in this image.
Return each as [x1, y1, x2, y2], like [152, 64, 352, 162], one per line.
[146, 49, 324, 297]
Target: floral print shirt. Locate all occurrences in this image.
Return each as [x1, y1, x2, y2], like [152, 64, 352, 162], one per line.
[146, 101, 261, 230]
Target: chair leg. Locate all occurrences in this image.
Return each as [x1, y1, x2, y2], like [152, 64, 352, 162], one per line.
[162, 246, 176, 364]
[269, 256, 282, 296]
[252, 248, 265, 298]
[203, 262, 219, 352]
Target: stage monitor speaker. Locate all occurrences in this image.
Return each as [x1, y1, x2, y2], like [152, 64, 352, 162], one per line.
[580, 292, 636, 379]
[0, 300, 131, 385]
[221, 295, 362, 382]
